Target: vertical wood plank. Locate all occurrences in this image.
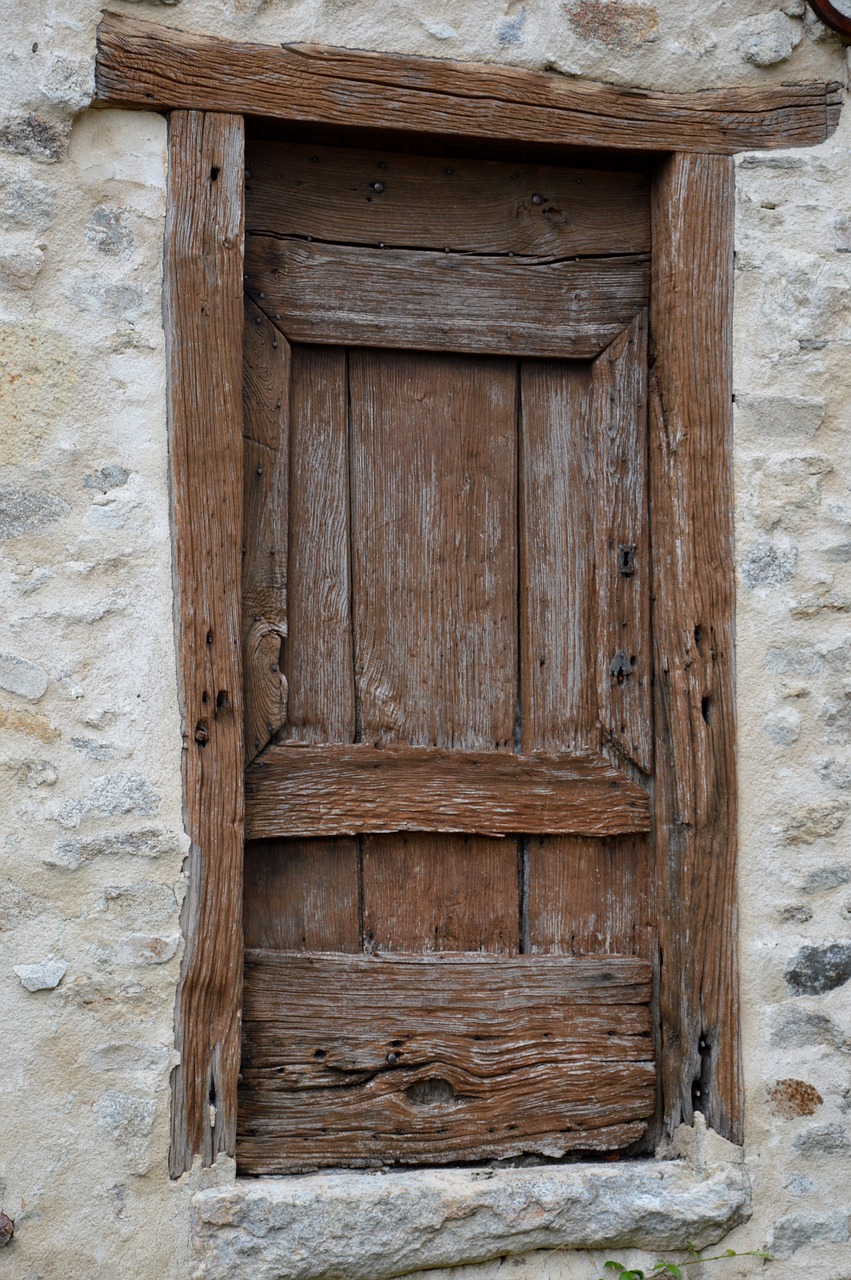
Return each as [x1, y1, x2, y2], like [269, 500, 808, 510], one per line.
[521, 350, 652, 962]
[242, 297, 289, 763]
[243, 342, 359, 957]
[650, 152, 740, 1142]
[243, 840, 360, 951]
[284, 345, 354, 745]
[166, 110, 245, 1176]
[594, 312, 652, 774]
[351, 350, 519, 952]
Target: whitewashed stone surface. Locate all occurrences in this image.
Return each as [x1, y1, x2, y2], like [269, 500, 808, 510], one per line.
[0, 4, 849, 1280]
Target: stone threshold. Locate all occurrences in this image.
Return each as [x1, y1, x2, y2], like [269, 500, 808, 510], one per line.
[190, 1125, 751, 1280]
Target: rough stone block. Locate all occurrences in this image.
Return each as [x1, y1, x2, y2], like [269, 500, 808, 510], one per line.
[781, 801, 846, 844]
[736, 11, 802, 66]
[786, 942, 851, 994]
[0, 482, 69, 539]
[767, 1211, 849, 1259]
[792, 1123, 851, 1157]
[191, 1156, 751, 1280]
[0, 652, 49, 700]
[13, 956, 67, 991]
[0, 114, 70, 162]
[92, 1090, 156, 1175]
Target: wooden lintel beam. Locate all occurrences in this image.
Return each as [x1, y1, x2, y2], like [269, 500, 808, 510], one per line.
[245, 743, 651, 840]
[96, 12, 842, 156]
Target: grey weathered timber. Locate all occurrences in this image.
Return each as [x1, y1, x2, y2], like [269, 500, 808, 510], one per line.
[649, 152, 741, 1143]
[245, 237, 649, 359]
[245, 141, 651, 257]
[244, 743, 652, 838]
[166, 111, 245, 1176]
[238, 951, 654, 1171]
[242, 298, 289, 763]
[96, 12, 842, 154]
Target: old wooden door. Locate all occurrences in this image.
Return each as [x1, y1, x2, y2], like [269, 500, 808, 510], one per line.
[238, 141, 657, 1172]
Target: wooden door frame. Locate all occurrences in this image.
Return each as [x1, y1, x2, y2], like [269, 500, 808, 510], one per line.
[93, 12, 841, 1177]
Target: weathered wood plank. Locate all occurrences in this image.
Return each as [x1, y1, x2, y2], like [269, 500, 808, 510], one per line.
[243, 343, 360, 961]
[239, 951, 655, 1170]
[96, 14, 842, 155]
[650, 153, 741, 1143]
[282, 345, 354, 745]
[242, 297, 289, 763]
[350, 349, 519, 952]
[166, 111, 245, 1177]
[245, 743, 651, 839]
[247, 237, 649, 359]
[594, 311, 652, 774]
[520, 350, 653, 964]
[520, 359, 596, 756]
[361, 835, 519, 954]
[243, 840, 360, 951]
[245, 141, 651, 257]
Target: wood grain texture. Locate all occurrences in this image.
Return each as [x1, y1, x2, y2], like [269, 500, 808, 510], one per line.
[242, 297, 289, 763]
[520, 358, 596, 756]
[243, 344, 359, 967]
[520, 340, 653, 963]
[282, 345, 354, 745]
[594, 312, 652, 774]
[650, 153, 741, 1143]
[350, 348, 518, 953]
[246, 237, 649, 359]
[245, 140, 651, 256]
[245, 743, 651, 839]
[238, 951, 655, 1170]
[361, 834, 518, 954]
[243, 840, 360, 951]
[166, 111, 245, 1177]
[96, 13, 842, 155]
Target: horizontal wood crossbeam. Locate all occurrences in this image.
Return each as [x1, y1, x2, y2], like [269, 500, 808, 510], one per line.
[244, 743, 651, 839]
[245, 142, 652, 257]
[246, 238, 648, 359]
[96, 13, 841, 156]
[239, 951, 655, 1171]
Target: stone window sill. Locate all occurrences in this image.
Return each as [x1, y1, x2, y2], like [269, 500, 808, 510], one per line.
[190, 1124, 750, 1280]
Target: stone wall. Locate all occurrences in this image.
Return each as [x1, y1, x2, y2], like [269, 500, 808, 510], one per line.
[1, 3, 849, 1279]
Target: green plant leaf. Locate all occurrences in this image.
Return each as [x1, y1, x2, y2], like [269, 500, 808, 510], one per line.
[603, 1264, 626, 1274]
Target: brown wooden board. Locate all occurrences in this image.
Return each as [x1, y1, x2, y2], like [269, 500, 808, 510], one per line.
[242, 298, 289, 763]
[350, 348, 519, 954]
[243, 840, 360, 951]
[238, 952, 655, 1170]
[593, 312, 652, 774]
[166, 111, 245, 1177]
[244, 743, 651, 839]
[96, 13, 842, 155]
[243, 342, 360, 963]
[281, 345, 354, 746]
[245, 140, 651, 256]
[246, 237, 649, 359]
[361, 835, 518, 954]
[650, 153, 741, 1143]
[519, 339, 654, 966]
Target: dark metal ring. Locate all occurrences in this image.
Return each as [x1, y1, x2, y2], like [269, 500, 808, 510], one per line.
[807, 0, 851, 37]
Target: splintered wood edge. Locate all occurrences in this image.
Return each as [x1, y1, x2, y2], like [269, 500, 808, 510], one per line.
[95, 12, 842, 155]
